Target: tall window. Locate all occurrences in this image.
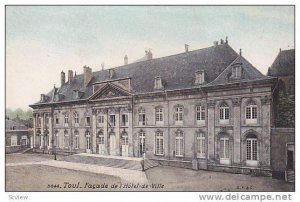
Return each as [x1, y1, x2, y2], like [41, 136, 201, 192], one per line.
[55, 132, 59, 148]
[86, 117, 91, 126]
[121, 114, 129, 126]
[11, 135, 18, 146]
[64, 114, 69, 127]
[98, 132, 104, 144]
[196, 105, 205, 122]
[195, 70, 205, 85]
[86, 131, 91, 150]
[138, 109, 146, 126]
[246, 134, 258, 167]
[55, 116, 59, 125]
[64, 131, 69, 148]
[220, 137, 230, 164]
[37, 115, 41, 127]
[175, 106, 183, 123]
[155, 107, 163, 124]
[175, 131, 184, 157]
[232, 65, 242, 79]
[109, 115, 116, 127]
[74, 112, 79, 125]
[74, 131, 79, 149]
[219, 103, 229, 123]
[246, 102, 258, 124]
[155, 131, 164, 155]
[154, 76, 162, 89]
[139, 131, 145, 156]
[196, 132, 206, 158]
[45, 114, 49, 126]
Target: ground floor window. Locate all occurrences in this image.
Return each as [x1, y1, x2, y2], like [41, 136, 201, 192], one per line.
[155, 131, 164, 155]
[21, 135, 27, 146]
[175, 131, 184, 157]
[196, 132, 205, 158]
[86, 133, 91, 150]
[55, 133, 59, 148]
[64, 131, 69, 149]
[11, 135, 18, 146]
[75, 133, 79, 149]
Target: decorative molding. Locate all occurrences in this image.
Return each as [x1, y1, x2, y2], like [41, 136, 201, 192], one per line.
[261, 95, 272, 105]
[232, 98, 242, 107]
[207, 100, 215, 108]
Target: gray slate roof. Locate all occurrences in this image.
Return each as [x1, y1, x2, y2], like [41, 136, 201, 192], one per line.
[268, 49, 295, 77]
[5, 119, 28, 130]
[32, 43, 269, 106]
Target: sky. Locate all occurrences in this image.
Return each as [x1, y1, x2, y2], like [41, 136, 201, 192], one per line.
[6, 6, 294, 110]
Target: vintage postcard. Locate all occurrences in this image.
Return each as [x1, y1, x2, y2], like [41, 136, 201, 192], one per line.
[4, 4, 295, 199]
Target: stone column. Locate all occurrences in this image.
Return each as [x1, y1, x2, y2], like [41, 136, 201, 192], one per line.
[48, 115, 53, 149]
[115, 108, 120, 156]
[128, 109, 133, 157]
[207, 100, 215, 161]
[32, 114, 36, 148]
[261, 95, 272, 168]
[40, 113, 44, 149]
[92, 109, 97, 154]
[103, 109, 108, 155]
[232, 98, 241, 165]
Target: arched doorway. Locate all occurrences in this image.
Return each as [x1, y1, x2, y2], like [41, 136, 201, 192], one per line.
[109, 132, 116, 156]
[245, 133, 258, 167]
[98, 130, 105, 155]
[121, 132, 129, 157]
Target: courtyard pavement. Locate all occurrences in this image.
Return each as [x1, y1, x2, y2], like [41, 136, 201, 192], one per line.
[5, 153, 295, 192]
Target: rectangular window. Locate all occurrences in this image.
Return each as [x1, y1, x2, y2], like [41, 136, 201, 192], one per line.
[64, 135, 69, 148]
[175, 133, 184, 157]
[155, 132, 164, 155]
[99, 135, 104, 145]
[155, 108, 163, 123]
[45, 115, 49, 125]
[196, 105, 205, 122]
[220, 105, 229, 123]
[55, 117, 59, 125]
[98, 115, 104, 124]
[55, 134, 59, 148]
[64, 115, 69, 127]
[86, 117, 91, 126]
[138, 110, 146, 126]
[175, 106, 183, 123]
[121, 114, 129, 126]
[109, 115, 116, 127]
[197, 133, 205, 158]
[246, 104, 258, 124]
[11, 135, 18, 146]
[74, 113, 79, 124]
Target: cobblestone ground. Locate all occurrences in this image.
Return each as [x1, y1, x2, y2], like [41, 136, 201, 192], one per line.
[6, 153, 295, 192]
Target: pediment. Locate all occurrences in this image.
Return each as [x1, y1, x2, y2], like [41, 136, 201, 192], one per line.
[89, 83, 131, 100]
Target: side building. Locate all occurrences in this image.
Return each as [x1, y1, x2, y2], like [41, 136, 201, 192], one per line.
[30, 42, 276, 175]
[268, 48, 295, 181]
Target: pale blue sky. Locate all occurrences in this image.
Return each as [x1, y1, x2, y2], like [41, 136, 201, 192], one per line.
[6, 6, 294, 110]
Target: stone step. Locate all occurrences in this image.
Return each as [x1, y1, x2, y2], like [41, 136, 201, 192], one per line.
[286, 170, 295, 183]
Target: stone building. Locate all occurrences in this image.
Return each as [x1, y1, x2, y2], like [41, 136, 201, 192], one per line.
[5, 119, 31, 153]
[268, 49, 295, 181]
[30, 41, 276, 175]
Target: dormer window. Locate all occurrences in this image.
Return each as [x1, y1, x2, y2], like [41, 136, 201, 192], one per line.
[40, 94, 47, 102]
[154, 76, 162, 89]
[232, 64, 242, 79]
[195, 70, 205, 85]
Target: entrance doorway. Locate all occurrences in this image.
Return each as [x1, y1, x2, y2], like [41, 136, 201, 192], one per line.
[86, 133, 91, 153]
[287, 144, 295, 170]
[109, 134, 116, 155]
[98, 133, 105, 155]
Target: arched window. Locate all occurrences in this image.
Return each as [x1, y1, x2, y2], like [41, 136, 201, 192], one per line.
[139, 131, 146, 156]
[196, 132, 205, 158]
[155, 131, 164, 155]
[74, 130, 79, 149]
[246, 133, 258, 166]
[64, 114, 69, 127]
[246, 101, 258, 124]
[175, 131, 184, 157]
[219, 103, 229, 123]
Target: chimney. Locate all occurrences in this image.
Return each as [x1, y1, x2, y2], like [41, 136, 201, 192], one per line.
[61, 70, 65, 87]
[101, 62, 105, 71]
[220, 39, 224, 44]
[239, 48, 242, 56]
[280, 48, 282, 52]
[225, 36, 228, 44]
[146, 49, 153, 60]
[68, 70, 74, 84]
[213, 41, 219, 46]
[124, 55, 128, 65]
[184, 44, 189, 52]
[83, 65, 92, 87]
[109, 69, 115, 79]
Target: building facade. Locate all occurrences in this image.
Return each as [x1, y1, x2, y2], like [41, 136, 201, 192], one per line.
[30, 42, 276, 175]
[268, 49, 295, 181]
[5, 119, 31, 153]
